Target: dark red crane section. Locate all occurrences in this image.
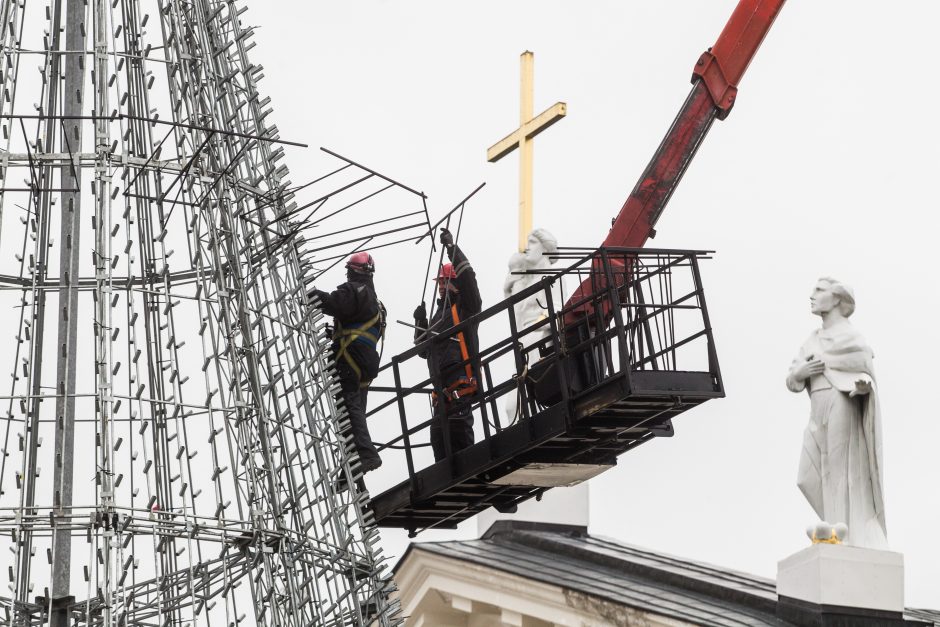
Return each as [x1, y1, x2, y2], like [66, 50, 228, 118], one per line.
[567, 0, 786, 314]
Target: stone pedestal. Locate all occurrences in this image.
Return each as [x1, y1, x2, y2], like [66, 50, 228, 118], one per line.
[777, 544, 906, 626]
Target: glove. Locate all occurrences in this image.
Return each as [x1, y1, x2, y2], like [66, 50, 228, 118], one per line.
[439, 227, 454, 248]
[413, 302, 428, 323]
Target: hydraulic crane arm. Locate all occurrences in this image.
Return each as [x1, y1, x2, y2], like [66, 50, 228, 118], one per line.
[566, 0, 786, 313]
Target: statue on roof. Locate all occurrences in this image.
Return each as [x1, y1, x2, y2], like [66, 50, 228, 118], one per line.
[504, 228, 561, 423]
[786, 277, 887, 549]
[505, 229, 559, 326]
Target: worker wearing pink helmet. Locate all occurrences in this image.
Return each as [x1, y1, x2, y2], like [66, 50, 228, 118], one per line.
[413, 228, 482, 461]
[309, 251, 385, 474]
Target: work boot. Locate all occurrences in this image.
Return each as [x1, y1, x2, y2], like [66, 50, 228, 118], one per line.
[334, 474, 366, 495]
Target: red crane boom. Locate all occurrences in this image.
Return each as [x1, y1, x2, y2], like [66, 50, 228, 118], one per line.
[567, 0, 786, 312]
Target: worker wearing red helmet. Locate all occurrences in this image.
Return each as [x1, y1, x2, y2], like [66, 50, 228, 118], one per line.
[413, 228, 483, 461]
[309, 251, 385, 474]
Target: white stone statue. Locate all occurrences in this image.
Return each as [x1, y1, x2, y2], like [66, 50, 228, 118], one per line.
[504, 229, 560, 323]
[786, 277, 887, 549]
[504, 229, 561, 422]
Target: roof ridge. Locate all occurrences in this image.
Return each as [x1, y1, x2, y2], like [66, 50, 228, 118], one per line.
[493, 528, 778, 615]
[579, 534, 776, 587]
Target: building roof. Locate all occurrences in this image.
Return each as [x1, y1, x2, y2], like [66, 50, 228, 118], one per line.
[397, 521, 938, 626]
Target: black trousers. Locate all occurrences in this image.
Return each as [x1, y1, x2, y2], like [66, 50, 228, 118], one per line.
[336, 361, 380, 465]
[430, 396, 474, 461]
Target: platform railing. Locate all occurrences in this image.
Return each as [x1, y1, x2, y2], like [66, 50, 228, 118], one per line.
[365, 246, 719, 490]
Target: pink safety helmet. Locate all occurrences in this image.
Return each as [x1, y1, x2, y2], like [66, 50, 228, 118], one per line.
[345, 251, 375, 276]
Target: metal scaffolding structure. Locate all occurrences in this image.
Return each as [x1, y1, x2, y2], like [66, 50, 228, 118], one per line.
[0, 0, 400, 624]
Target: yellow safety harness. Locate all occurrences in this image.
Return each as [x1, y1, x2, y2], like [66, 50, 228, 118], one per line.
[334, 305, 385, 388]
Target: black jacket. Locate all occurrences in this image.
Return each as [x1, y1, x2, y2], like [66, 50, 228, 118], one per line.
[310, 276, 382, 381]
[415, 244, 482, 387]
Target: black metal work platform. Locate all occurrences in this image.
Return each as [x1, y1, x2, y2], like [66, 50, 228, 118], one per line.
[365, 247, 724, 535]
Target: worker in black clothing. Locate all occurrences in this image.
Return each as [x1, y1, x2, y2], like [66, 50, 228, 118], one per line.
[309, 252, 385, 473]
[413, 228, 483, 461]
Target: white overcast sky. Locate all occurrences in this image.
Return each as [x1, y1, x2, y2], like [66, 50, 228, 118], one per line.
[250, 1, 940, 607]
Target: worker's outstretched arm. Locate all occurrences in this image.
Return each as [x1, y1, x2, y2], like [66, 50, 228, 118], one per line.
[441, 229, 482, 316]
[309, 284, 361, 319]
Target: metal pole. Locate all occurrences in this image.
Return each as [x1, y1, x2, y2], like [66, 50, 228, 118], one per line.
[50, 0, 86, 622]
[92, 1, 114, 625]
[17, 0, 63, 603]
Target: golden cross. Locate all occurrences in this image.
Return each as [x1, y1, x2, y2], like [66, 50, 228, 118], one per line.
[487, 51, 567, 252]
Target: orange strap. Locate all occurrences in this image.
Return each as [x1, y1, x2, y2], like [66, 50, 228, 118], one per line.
[451, 304, 475, 382]
[430, 305, 477, 405]
[431, 376, 478, 404]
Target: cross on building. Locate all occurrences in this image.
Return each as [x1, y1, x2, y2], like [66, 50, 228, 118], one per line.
[487, 51, 566, 252]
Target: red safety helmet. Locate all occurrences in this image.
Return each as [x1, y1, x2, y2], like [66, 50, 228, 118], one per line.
[345, 252, 375, 276]
[436, 263, 457, 281]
